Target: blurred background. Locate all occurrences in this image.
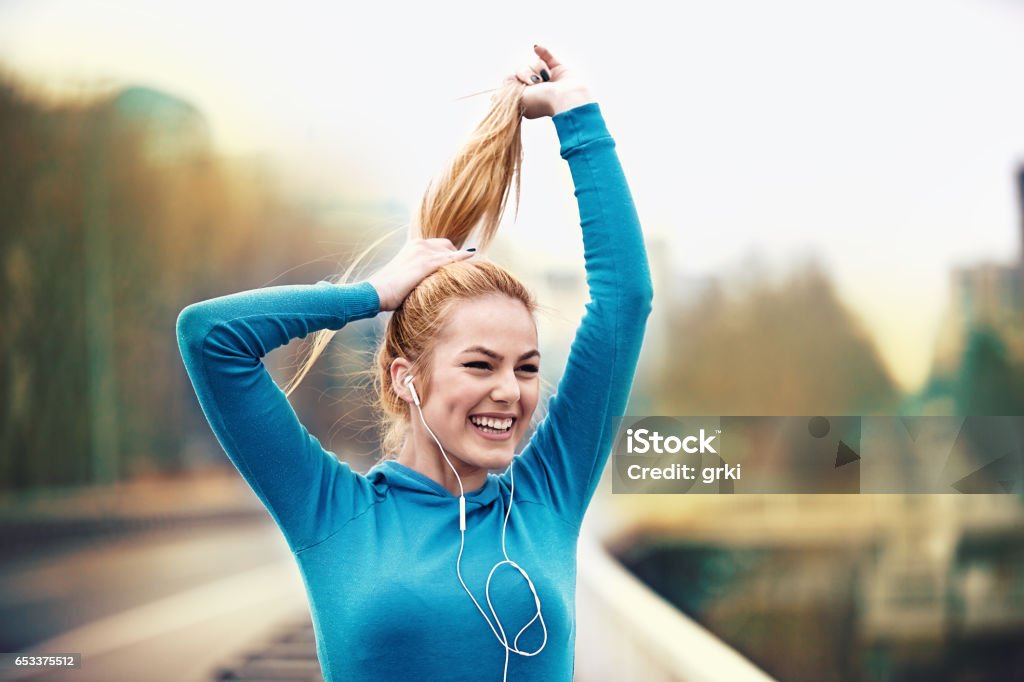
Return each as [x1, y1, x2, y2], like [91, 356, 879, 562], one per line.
[1, 0, 1022, 680]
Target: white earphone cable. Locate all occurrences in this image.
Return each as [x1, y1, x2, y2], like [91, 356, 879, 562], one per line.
[407, 378, 547, 681]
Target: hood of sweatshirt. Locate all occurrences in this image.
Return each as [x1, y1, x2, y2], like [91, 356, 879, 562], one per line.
[365, 460, 504, 510]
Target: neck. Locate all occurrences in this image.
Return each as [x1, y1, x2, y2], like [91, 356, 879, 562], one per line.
[396, 428, 487, 496]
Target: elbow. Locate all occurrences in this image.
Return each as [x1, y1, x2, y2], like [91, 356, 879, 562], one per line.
[624, 273, 654, 320]
[639, 278, 654, 314]
[608, 282, 652, 331]
[176, 303, 213, 356]
[636, 288, 654, 323]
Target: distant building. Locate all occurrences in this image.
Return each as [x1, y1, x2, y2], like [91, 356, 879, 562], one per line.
[931, 167, 1024, 374]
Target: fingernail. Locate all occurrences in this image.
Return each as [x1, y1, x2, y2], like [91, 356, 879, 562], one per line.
[530, 75, 540, 83]
[466, 247, 477, 252]
[540, 69, 550, 82]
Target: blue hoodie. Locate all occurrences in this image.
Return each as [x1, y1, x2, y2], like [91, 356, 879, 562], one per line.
[176, 102, 653, 681]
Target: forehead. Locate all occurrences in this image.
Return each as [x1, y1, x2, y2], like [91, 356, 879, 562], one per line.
[435, 294, 537, 352]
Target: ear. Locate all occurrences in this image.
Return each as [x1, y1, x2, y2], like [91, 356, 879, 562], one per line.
[389, 357, 415, 404]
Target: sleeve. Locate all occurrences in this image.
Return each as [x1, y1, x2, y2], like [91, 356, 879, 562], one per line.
[175, 279, 382, 552]
[508, 102, 654, 527]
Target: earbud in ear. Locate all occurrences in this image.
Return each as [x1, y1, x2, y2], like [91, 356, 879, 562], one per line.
[403, 375, 421, 406]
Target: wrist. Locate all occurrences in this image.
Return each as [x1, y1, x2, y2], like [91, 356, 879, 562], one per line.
[550, 88, 595, 116]
[365, 277, 392, 311]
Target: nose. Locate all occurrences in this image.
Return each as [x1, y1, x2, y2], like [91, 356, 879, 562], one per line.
[490, 368, 520, 404]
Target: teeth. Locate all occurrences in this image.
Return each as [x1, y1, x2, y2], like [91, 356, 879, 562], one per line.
[470, 416, 514, 431]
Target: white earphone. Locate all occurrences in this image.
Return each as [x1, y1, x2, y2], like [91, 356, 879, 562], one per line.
[403, 374, 421, 406]
[401, 374, 547, 680]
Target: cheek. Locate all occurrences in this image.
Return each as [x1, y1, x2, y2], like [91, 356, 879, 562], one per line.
[438, 379, 477, 417]
[522, 383, 540, 417]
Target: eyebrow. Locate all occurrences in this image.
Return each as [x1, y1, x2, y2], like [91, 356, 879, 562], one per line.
[460, 346, 541, 362]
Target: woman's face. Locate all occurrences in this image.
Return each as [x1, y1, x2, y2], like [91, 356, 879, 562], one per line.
[417, 293, 540, 473]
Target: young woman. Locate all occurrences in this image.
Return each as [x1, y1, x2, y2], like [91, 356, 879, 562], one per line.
[177, 45, 652, 682]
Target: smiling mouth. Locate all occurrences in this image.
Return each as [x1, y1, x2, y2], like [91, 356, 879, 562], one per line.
[468, 415, 516, 435]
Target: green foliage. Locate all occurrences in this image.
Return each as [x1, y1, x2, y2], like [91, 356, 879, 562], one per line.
[954, 327, 1024, 415]
[0, 74, 381, 491]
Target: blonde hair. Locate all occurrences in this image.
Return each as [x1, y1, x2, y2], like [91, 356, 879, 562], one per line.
[283, 80, 537, 455]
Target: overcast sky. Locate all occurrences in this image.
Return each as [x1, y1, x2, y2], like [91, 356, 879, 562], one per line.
[2, 0, 1023, 390]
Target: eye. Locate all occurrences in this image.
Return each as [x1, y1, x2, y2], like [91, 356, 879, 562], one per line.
[518, 364, 540, 374]
[463, 361, 492, 370]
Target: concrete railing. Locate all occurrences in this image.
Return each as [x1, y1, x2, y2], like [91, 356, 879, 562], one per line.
[574, 529, 777, 682]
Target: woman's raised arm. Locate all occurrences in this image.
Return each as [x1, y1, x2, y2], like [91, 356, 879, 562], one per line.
[177, 237, 473, 551]
[176, 280, 382, 552]
[509, 98, 654, 528]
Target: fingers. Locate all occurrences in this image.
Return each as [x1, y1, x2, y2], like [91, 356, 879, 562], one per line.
[533, 44, 562, 71]
[510, 45, 560, 86]
[418, 238, 456, 258]
[417, 238, 475, 263]
[514, 66, 542, 86]
[423, 237, 455, 249]
[512, 44, 561, 84]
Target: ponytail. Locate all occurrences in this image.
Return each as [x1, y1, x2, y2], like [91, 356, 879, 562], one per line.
[284, 80, 535, 458]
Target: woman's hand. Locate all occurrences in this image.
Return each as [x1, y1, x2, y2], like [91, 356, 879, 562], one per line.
[366, 238, 474, 311]
[506, 45, 595, 119]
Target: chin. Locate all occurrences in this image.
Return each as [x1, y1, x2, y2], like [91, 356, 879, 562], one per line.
[468, 447, 515, 471]
[492, 449, 517, 469]
[460, 423, 519, 464]
[452, 442, 511, 471]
